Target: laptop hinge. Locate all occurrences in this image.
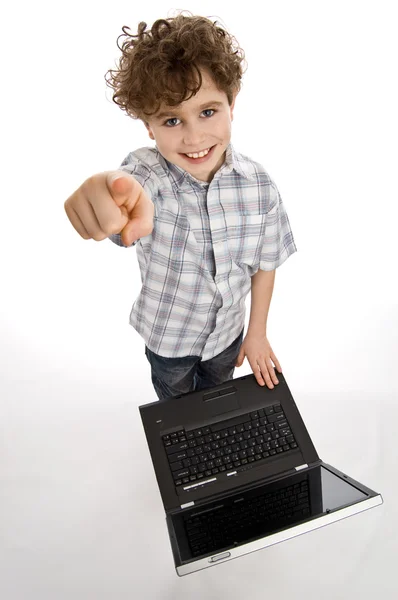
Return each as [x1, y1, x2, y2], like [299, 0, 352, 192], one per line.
[181, 501, 195, 509]
[295, 463, 309, 471]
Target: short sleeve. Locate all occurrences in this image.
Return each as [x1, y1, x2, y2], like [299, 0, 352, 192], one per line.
[108, 152, 157, 248]
[258, 183, 298, 271]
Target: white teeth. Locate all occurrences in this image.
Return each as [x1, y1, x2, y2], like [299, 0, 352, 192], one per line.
[186, 147, 210, 158]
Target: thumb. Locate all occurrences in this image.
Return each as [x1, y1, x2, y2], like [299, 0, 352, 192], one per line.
[235, 350, 244, 367]
[107, 171, 135, 205]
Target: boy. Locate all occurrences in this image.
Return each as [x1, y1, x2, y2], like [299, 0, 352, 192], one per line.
[64, 13, 297, 401]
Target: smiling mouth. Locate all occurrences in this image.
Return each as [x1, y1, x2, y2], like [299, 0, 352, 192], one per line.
[182, 145, 215, 158]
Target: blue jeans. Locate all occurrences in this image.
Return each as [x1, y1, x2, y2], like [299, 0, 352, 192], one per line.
[144, 329, 244, 401]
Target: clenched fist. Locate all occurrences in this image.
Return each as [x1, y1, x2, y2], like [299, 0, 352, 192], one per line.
[64, 171, 154, 246]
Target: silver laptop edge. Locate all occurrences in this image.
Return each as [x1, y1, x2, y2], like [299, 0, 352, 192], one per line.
[176, 495, 383, 576]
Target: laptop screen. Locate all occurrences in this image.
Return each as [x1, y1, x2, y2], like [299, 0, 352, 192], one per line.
[173, 466, 369, 561]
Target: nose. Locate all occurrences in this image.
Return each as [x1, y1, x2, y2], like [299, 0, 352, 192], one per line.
[182, 122, 206, 149]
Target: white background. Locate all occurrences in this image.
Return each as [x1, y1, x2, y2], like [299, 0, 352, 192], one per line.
[1, 1, 397, 598]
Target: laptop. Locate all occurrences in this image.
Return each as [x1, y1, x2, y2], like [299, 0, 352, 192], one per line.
[139, 372, 383, 576]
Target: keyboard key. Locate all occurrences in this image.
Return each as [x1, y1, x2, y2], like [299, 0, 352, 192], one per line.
[167, 442, 189, 455]
[268, 413, 286, 423]
[175, 469, 190, 479]
[169, 451, 187, 463]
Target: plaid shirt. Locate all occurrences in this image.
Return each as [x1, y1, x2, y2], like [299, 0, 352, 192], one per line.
[109, 143, 297, 360]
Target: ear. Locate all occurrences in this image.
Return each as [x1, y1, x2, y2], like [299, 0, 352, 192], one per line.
[144, 121, 155, 141]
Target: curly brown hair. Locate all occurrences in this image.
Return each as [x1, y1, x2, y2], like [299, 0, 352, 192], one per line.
[104, 11, 247, 121]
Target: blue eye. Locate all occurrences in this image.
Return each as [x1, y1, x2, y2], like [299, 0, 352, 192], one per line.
[163, 109, 216, 127]
[164, 117, 181, 127]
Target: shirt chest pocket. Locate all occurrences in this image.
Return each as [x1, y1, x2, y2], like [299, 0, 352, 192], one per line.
[225, 213, 267, 266]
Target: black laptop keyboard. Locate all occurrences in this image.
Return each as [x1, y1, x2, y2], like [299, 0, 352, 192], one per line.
[162, 403, 298, 488]
[184, 479, 310, 556]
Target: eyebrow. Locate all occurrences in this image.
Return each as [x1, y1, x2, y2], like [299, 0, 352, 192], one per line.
[154, 101, 224, 121]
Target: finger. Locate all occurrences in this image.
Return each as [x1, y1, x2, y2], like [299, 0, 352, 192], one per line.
[81, 172, 130, 235]
[70, 197, 108, 241]
[120, 192, 154, 246]
[247, 357, 266, 386]
[270, 350, 282, 372]
[257, 358, 275, 389]
[107, 172, 153, 220]
[64, 202, 90, 240]
[265, 358, 279, 385]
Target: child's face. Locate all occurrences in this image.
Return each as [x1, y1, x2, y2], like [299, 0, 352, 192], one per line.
[144, 69, 236, 183]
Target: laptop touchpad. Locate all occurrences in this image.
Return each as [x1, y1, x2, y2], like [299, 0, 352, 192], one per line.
[202, 386, 240, 416]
